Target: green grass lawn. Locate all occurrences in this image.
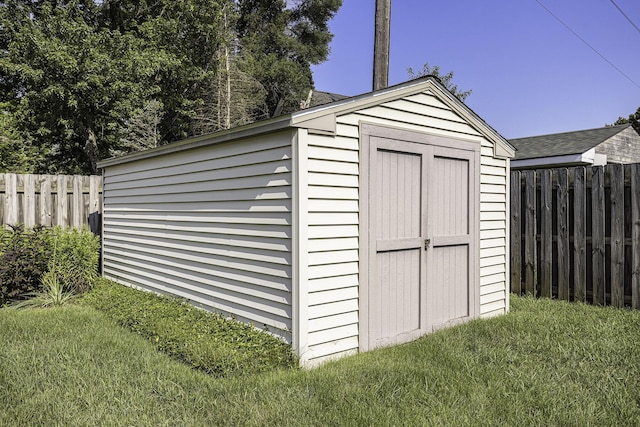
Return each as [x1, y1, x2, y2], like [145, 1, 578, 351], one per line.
[2, 296, 640, 426]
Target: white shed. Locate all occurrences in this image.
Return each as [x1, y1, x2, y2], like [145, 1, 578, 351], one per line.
[98, 77, 515, 366]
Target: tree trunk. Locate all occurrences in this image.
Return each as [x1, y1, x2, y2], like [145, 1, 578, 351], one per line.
[84, 128, 98, 174]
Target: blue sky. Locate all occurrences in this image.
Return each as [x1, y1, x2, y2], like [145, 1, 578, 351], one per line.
[311, 0, 640, 139]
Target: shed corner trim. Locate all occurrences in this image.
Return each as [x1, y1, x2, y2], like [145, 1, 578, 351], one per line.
[494, 141, 515, 160]
[291, 113, 336, 135]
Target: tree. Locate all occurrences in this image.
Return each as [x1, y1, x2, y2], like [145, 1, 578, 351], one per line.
[407, 62, 472, 102]
[0, 0, 341, 173]
[237, 0, 342, 117]
[614, 106, 640, 135]
[111, 99, 164, 157]
[0, 106, 42, 173]
[190, 2, 267, 134]
[98, 0, 230, 142]
[0, 0, 174, 173]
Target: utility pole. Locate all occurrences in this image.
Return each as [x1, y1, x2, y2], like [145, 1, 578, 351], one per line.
[373, 0, 391, 91]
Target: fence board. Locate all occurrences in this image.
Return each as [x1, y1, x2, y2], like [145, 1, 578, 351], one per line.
[592, 166, 606, 305]
[4, 174, 18, 225]
[524, 170, 537, 295]
[540, 169, 552, 297]
[24, 174, 35, 227]
[511, 163, 640, 310]
[510, 171, 522, 294]
[632, 164, 640, 309]
[573, 167, 586, 302]
[72, 175, 83, 228]
[0, 173, 101, 230]
[40, 176, 53, 227]
[610, 164, 624, 307]
[57, 175, 68, 226]
[557, 169, 569, 301]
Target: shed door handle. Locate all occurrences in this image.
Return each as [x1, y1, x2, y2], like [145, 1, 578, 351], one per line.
[424, 239, 431, 250]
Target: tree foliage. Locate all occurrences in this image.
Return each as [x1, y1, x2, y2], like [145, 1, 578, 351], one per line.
[0, 0, 342, 173]
[112, 99, 164, 157]
[237, 0, 342, 117]
[407, 62, 472, 102]
[0, 106, 41, 173]
[614, 106, 640, 135]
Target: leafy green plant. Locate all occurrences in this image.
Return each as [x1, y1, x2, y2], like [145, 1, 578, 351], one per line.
[9, 269, 78, 309]
[81, 278, 298, 377]
[0, 225, 100, 306]
[49, 226, 100, 294]
[0, 225, 52, 305]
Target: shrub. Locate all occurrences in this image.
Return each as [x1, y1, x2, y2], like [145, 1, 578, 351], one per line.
[0, 225, 100, 306]
[0, 225, 52, 305]
[81, 278, 298, 377]
[49, 226, 100, 295]
[9, 268, 79, 309]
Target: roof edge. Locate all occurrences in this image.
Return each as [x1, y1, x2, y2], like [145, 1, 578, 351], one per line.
[510, 123, 632, 143]
[98, 76, 515, 168]
[97, 115, 293, 168]
[424, 81, 515, 159]
[292, 76, 515, 159]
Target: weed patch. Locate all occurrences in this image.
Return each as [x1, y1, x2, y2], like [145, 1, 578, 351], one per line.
[80, 278, 297, 377]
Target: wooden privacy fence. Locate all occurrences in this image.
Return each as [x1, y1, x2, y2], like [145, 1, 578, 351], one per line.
[511, 164, 640, 309]
[0, 173, 102, 231]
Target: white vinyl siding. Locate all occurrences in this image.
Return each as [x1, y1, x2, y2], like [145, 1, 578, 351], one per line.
[102, 131, 294, 341]
[479, 149, 508, 318]
[303, 131, 360, 364]
[302, 89, 509, 364]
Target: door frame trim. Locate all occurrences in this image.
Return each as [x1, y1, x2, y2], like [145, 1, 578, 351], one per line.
[359, 122, 481, 352]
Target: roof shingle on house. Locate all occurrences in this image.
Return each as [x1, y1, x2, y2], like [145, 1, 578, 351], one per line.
[510, 124, 632, 160]
[309, 90, 349, 107]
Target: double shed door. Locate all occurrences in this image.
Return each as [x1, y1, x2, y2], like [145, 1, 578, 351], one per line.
[360, 124, 479, 351]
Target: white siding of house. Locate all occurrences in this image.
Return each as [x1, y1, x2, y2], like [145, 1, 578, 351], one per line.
[302, 89, 509, 365]
[102, 131, 294, 341]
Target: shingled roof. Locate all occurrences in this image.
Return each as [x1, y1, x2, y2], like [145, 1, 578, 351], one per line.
[309, 90, 349, 107]
[510, 124, 632, 160]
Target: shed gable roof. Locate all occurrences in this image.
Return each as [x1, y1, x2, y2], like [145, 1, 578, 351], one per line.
[99, 76, 513, 168]
[291, 77, 514, 159]
[510, 124, 632, 160]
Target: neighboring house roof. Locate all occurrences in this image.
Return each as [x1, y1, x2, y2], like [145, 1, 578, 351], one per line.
[98, 76, 515, 168]
[508, 124, 640, 169]
[510, 124, 632, 160]
[309, 90, 349, 107]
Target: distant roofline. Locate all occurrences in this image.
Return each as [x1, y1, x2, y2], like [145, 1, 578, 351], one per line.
[510, 123, 631, 142]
